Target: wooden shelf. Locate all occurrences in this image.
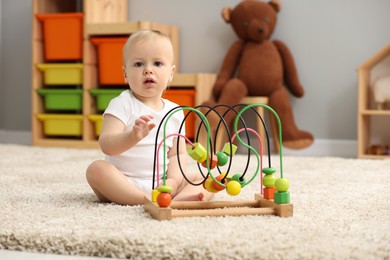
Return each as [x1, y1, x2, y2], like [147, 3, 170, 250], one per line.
[360, 109, 390, 116]
[357, 43, 390, 159]
[31, 0, 216, 148]
[358, 154, 390, 159]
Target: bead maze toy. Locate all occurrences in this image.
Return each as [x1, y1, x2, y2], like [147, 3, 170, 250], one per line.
[144, 103, 293, 220]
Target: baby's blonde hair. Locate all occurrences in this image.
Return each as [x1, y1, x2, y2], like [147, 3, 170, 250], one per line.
[122, 29, 174, 66]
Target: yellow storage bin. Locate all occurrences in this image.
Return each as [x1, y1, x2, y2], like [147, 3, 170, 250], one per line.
[36, 64, 83, 85]
[89, 114, 103, 137]
[37, 114, 83, 136]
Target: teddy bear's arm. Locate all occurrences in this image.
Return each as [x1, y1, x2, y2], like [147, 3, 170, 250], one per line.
[212, 40, 245, 100]
[273, 40, 304, 97]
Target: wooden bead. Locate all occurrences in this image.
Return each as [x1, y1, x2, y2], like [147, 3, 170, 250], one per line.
[274, 191, 290, 204]
[231, 173, 245, 184]
[157, 192, 172, 207]
[187, 143, 207, 161]
[262, 174, 276, 188]
[275, 178, 289, 192]
[201, 154, 218, 169]
[226, 180, 241, 196]
[197, 152, 207, 164]
[262, 167, 276, 175]
[203, 177, 219, 193]
[212, 174, 227, 191]
[263, 187, 276, 200]
[152, 189, 160, 202]
[216, 151, 228, 166]
[157, 185, 173, 193]
[222, 142, 237, 156]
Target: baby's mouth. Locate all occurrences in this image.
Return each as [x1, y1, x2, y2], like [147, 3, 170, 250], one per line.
[144, 78, 156, 84]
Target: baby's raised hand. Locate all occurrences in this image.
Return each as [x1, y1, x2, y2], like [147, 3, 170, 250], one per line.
[132, 115, 156, 141]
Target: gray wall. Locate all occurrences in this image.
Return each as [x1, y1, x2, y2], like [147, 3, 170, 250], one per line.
[1, 0, 390, 142]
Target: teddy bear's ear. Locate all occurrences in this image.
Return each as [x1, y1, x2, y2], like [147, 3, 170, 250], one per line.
[269, 0, 281, 13]
[221, 7, 232, 23]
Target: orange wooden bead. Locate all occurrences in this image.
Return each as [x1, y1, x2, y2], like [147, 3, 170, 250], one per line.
[212, 174, 227, 191]
[157, 192, 172, 208]
[203, 177, 219, 193]
[201, 154, 218, 169]
[263, 187, 276, 200]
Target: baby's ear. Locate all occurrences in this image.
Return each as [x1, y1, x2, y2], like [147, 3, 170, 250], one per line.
[122, 66, 128, 84]
[169, 65, 176, 82]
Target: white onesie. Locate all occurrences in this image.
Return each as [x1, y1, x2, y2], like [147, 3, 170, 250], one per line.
[103, 90, 185, 193]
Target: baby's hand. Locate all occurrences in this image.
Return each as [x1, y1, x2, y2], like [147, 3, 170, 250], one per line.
[132, 115, 156, 141]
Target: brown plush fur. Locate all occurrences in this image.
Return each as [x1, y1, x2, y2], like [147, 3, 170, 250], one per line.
[203, 0, 313, 149]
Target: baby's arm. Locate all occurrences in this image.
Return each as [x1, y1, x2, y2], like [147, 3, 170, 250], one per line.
[99, 114, 155, 155]
[164, 137, 187, 196]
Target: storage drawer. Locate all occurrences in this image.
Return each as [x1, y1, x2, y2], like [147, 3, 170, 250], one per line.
[162, 89, 196, 139]
[37, 89, 83, 111]
[37, 114, 83, 136]
[90, 89, 124, 112]
[89, 114, 103, 137]
[37, 63, 83, 85]
[36, 13, 83, 61]
[90, 37, 128, 85]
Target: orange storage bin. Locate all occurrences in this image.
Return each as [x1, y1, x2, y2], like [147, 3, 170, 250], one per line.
[36, 13, 83, 61]
[162, 89, 196, 139]
[91, 37, 128, 85]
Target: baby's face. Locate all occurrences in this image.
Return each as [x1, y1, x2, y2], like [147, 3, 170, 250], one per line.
[123, 38, 175, 101]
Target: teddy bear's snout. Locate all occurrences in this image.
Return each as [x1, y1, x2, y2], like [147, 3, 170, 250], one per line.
[257, 28, 264, 34]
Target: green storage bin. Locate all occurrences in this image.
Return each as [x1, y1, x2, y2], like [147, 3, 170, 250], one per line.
[37, 89, 83, 111]
[90, 89, 123, 112]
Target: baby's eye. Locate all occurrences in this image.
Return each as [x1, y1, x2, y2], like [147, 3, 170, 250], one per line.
[154, 61, 163, 67]
[134, 62, 143, 67]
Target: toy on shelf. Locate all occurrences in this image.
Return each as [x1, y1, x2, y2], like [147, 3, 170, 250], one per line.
[372, 75, 390, 110]
[144, 103, 293, 220]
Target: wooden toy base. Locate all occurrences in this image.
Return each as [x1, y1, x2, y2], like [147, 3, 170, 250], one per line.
[144, 193, 293, 220]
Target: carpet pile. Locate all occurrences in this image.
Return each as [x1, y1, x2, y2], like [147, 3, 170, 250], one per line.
[0, 144, 389, 259]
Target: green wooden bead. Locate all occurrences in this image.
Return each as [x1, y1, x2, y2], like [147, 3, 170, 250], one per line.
[275, 178, 290, 192]
[216, 151, 228, 166]
[262, 174, 276, 188]
[231, 173, 245, 184]
[187, 142, 207, 161]
[222, 142, 237, 156]
[262, 167, 276, 175]
[274, 191, 290, 204]
[157, 185, 173, 193]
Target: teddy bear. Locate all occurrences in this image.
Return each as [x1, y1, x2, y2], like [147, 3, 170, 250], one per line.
[203, 0, 313, 149]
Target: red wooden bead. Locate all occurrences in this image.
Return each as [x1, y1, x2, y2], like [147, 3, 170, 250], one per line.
[157, 192, 172, 208]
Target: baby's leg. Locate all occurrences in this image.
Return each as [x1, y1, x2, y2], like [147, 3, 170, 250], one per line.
[86, 160, 146, 205]
[172, 173, 214, 202]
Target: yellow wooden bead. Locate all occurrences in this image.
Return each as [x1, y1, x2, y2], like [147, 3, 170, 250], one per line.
[226, 180, 241, 196]
[152, 189, 160, 202]
[197, 152, 207, 163]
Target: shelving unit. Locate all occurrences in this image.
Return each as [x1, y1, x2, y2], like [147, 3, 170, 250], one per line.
[32, 0, 216, 148]
[357, 43, 390, 159]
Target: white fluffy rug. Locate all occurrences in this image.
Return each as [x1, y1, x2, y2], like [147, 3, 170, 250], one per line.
[0, 144, 389, 259]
